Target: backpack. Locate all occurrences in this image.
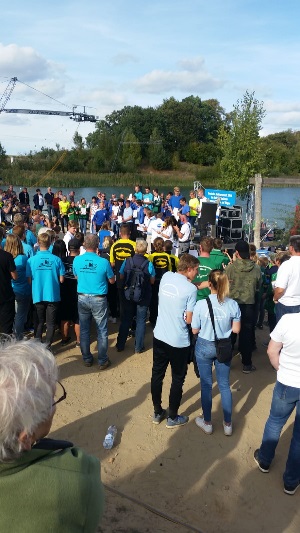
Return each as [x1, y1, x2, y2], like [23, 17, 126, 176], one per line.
[124, 257, 149, 303]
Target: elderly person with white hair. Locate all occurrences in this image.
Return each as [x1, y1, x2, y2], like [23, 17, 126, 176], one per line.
[0, 340, 104, 532]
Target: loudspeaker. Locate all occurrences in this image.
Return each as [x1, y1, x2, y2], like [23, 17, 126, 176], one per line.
[218, 217, 243, 230]
[201, 202, 218, 225]
[220, 206, 242, 218]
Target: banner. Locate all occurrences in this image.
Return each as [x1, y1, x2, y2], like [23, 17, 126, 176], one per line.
[205, 189, 236, 207]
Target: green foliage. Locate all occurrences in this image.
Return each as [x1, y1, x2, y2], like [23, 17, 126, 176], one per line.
[218, 91, 266, 197]
[0, 142, 7, 168]
[148, 128, 171, 170]
[121, 129, 142, 172]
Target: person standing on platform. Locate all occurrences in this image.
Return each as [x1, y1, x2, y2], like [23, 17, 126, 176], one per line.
[44, 187, 54, 220]
[197, 188, 208, 238]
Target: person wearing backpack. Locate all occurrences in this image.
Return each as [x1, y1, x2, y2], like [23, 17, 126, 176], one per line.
[116, 240, 155, 354]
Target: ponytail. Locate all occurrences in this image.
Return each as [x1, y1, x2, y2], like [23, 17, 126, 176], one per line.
[209, 269, 229, 303]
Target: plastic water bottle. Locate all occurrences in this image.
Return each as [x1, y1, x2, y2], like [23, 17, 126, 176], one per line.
[103, 425, 117, 449]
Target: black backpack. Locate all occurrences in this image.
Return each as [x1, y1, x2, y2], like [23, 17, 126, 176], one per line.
[124, 257, 149, 303]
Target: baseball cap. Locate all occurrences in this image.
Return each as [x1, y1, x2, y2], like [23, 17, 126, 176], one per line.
[68, 238, 81, 250]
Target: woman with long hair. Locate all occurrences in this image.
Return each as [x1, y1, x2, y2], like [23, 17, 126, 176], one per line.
[4, 234, 31, 340]
[192, 270, 241, 436]
[52, 239, 67, 259]
[160, 216, 175, 242]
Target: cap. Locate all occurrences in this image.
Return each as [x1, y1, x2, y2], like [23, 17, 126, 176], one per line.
[235, 240, 250, 254]
[68, 238, 81, 250]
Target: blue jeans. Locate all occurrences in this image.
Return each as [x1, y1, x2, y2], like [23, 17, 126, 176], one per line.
[117, 300, 148, 352]
[195, 338, 232, 424]
[275, 302, 300, 323]
[258, 381, 300, 487]
[79, 218, 87, 234]
[47, 205, 54, 220]
[78, 294, 108, 365]
[14, 292, 31, 340]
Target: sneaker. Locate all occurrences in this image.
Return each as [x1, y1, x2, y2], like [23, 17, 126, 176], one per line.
[83, 359, 94, 367]
[254, 449, 270, 473]
[243, 364, 257, 374]
[116, 345, 124, 352]
[98, 358, 111, 371]
[75, 342, 80, 348]
[195, 416, 213, 435]
[284, 481, 300, 495]
[166, 415, 189, 428]
[109, 317, 117, 324]
[237, 352, 242, 360]
[61, 336, 71, 346]
[223, 422, 233, 436]
[136, 348, 145, 354]
[152, 409, 167, 425]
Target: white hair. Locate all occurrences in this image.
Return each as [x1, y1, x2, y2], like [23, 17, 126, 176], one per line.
[0, 339, 58, 462]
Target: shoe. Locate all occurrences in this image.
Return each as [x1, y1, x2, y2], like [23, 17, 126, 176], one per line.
[136, 348, 145, 354]
[284, 481, 300, 495]
[195, 416, 213, 435]
[128, 329, 136, 338]
[166, 415, 189, 428]
[237, 352, 242, 360]
[109, 317, 117, 324]
[98, 358, 111, 371]
[223, 422, 233, 436]
[152, 409, 167, 425]
[116, 345, 124, 352]
[75, 342, 80, 348]
[243, 364, 257, 374]
[83, 359, 94, 367]
[61, 336, 71, 346]
[254, 449, 270, 473]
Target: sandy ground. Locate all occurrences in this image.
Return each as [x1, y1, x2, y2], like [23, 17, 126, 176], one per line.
[49, 322, 300, 533]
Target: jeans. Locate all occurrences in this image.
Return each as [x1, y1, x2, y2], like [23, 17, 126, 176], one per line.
[117, 300, 148, 352]
[47, 205, 54, 220]
[195, 338, 232, 424]
[35, 301, 59, 347]
[275, 302, 300, 323]
[258, 381, 300, 487]
[14, 292, 31, 340]
[151, 336, 189, 419]
[78, 294, 108, 365]
[79, 218, 87, 234]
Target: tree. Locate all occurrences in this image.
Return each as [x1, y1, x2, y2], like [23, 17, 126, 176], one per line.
[218, 91, 266, 196]
[0, 141, 7, 168]
[121, 129, 142, 172]
[148, 128, 170, 170]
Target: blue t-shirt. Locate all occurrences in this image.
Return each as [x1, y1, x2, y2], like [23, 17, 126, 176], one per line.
[12, 254, 31, 295]
[26, 250, 65, 303]
[73, 252, 114, 295]
[181, 204, 190, 219]
[191, 294, 241, 341]
[143, 193, 153, 208]
[169, 195, 182, 210]
[22, 242, 34, 258]
[154, 271, 197, 347]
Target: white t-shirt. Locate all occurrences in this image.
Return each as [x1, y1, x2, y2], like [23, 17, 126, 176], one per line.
[197, 196, 208, 218]
[179, 222, 191, 243]
[161, 224, 174, 242]
[271, 313, 300, 388]
[150, 218, 164, 243]
[275, 256, 300, 306]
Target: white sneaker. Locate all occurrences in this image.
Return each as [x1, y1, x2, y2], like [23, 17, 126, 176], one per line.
[108, 317, 117, 324]
[223, 422, 233, 436]
[195, 416, 213, 435]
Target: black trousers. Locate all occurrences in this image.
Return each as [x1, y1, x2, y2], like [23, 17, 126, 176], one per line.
[35, 301, 59, 347]
[0, 297, 15, 335]
[197, 219, 207, 239]
[231, 303, 255, 366]
[151, 336, 189, 419]
[149, 280, 160, 326]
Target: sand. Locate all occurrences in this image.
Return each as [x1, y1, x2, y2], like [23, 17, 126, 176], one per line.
[50, 323, 300, 533]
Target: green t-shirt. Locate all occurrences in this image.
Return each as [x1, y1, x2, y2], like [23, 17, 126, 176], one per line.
[193, 256, 216, 300]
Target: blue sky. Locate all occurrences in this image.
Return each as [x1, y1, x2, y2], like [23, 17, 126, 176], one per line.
[1, 0, 300, 154]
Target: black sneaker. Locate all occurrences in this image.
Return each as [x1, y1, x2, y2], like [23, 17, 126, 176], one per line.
[284, 481, 300, 495]
[254, 449, 270, 473]
[243, 364, 257, 374]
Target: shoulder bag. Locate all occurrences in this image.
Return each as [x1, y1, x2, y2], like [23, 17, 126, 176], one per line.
[206, 297, 232, 363]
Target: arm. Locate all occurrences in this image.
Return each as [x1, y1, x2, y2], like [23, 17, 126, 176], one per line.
[273, 286, 285, 302]
[108, 276, 115, 284]
[267, 339, 282, 371]
[11, 270, 18, 281]
[59, 275, 64, 283]
[185, 311, 193, 325]
[232, 320, 241, 334]
[192, 327, 199, 334]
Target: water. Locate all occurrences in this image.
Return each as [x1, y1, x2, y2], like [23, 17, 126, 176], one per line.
[13, 184, 300, 228]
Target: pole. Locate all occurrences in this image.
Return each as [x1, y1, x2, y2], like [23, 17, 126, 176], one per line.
[254, 173, 262, 249]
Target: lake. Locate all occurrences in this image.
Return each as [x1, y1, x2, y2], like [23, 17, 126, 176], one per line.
[12, 184, 300, 228]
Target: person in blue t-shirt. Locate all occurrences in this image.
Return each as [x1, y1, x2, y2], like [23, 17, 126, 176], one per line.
[73, 234, 115, 369]
[151, 254, 198, 428]
[26, 233, 65, 350]
[142, 186, 153, 209]
[168, 187, 182, 213]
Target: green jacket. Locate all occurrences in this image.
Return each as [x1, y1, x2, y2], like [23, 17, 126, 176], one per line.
[226, 259, 261, 305]
[0, 440, 104, 532]
[210, 249, 230, 269]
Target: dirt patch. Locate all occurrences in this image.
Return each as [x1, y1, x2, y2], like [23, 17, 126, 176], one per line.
[50, 323, 300, 533]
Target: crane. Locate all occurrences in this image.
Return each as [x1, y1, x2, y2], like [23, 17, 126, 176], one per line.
[0, 77, 98, 122]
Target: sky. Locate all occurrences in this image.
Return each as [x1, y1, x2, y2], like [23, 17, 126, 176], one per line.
[1, 0, 300, 155]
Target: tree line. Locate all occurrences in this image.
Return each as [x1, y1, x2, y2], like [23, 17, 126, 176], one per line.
[1, 93, 300, 196]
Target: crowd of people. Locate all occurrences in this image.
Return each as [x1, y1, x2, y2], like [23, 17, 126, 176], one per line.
[0, 182, 300, 530]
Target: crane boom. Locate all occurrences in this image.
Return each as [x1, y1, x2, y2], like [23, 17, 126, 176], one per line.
[0, 77, 18, 112]
[2, 108, 97, 122]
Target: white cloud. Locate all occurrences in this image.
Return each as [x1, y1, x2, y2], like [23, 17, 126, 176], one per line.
[0, 43, 64, 83]
[134, 59, 224, 94]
